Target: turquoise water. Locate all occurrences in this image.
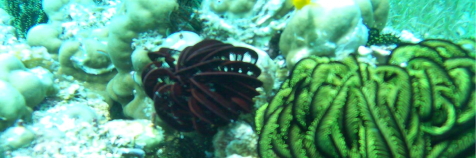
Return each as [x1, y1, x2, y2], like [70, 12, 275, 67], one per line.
[388, 0, 475, 40]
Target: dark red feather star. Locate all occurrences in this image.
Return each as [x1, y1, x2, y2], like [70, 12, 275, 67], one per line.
[141, 39, 263, 134]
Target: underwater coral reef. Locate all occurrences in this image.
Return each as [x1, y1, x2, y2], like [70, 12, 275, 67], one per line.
[0, 0, 474, 157]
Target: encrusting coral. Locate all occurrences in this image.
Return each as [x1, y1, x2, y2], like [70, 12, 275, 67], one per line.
[200, 0, 294, 49]
[0, 121, 36, 150]
[279, 0, 371, 68]
[58, 39, 116, 83]
[106, 0, 178, 119]
[256, 39, 475, 158]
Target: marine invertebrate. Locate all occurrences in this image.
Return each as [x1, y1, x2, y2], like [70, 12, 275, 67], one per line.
[0, 121, 36, 150]
[2, 0, 48, 38]
[279, 0, 369, 68]
[142, 39, 263, 134]
[58, 40, 116, 83]
[365, 28, 401, 46]
[256, 39, 475, 157]
[0, 53, 55, 132]
[167, 0, 203, 33]
[106, 0, 178, 119]
[200, 0, 294, 49]
[26, 24, 62, 54]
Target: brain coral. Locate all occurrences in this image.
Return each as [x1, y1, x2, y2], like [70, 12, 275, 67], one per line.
[256, 39, 475, 158]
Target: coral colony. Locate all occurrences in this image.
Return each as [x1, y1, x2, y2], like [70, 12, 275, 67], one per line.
[0, 0, 474, 158]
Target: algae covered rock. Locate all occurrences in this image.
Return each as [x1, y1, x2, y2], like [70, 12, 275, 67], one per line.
[256, 39, 475, 158]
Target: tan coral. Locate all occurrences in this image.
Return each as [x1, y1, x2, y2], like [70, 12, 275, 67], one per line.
[106, 0, 178, 119]
[279, 0, 369, 68]
[58, 39, 116, 83]
[0, 54, 55, 131]
[354, 0, 389, 30]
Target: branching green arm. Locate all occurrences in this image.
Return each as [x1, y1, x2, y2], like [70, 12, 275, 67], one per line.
[2, 0, 48, 38]
[257, 39, 475, 158]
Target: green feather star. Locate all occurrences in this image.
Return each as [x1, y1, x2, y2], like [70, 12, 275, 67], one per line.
[2, 0, 48, 38]
[256, 39, 475, 158]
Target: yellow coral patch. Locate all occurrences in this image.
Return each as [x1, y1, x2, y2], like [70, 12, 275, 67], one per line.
[293, 0, 311, 10]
